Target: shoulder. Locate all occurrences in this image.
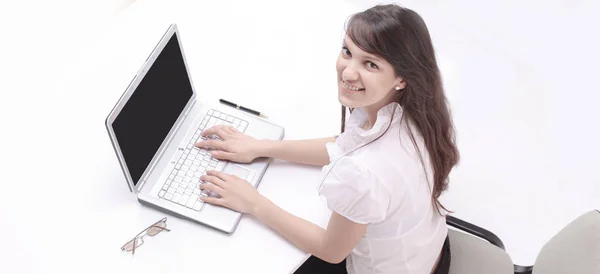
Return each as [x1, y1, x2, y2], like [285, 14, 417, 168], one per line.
[319, 154, 392, 224]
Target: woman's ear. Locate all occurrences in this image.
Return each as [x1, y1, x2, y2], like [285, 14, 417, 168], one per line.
[395, 78, 407, 91]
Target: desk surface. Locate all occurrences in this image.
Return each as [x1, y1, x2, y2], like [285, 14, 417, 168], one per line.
[0, 0, 362, 273]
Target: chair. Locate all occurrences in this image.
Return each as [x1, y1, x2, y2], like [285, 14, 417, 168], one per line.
[446, 209, 600, 274]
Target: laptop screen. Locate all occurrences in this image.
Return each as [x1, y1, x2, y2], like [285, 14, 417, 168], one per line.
[112, 32, 193, 186]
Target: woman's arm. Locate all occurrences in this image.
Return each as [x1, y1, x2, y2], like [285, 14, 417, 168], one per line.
[199, 171, 367, 264]
[195, 125, 335, 166]
[259, 137, 336, 166]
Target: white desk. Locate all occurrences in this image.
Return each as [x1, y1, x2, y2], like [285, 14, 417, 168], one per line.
[0, 0, 363, 273]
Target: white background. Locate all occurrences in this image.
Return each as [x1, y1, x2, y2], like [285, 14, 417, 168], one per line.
[1, 0, 599, 272]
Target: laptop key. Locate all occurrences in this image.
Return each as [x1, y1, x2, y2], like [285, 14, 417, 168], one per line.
[186, 197, 197, 208]
[178, 195, 188, 206]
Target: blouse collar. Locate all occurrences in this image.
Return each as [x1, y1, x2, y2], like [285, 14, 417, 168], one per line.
[328, 102, 404, 162]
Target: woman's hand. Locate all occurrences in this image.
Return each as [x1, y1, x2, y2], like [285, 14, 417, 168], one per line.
[199, 170, 264, 215]
[194, 125, 263, 163]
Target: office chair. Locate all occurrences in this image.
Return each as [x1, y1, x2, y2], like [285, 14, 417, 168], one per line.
[446, 209, 600, 274]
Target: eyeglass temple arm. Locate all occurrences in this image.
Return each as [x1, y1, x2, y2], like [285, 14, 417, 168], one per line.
[149, 225, 171, 232]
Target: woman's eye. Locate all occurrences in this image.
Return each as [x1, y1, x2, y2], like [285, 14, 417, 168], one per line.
[342, 47, 351, 56]
[367, 61, 379, 69]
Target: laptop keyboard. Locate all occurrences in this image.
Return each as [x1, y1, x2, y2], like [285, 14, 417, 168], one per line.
[158, 109, 249, 211]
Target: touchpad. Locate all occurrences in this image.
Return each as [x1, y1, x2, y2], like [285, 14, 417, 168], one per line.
[223, 164, 252, 180]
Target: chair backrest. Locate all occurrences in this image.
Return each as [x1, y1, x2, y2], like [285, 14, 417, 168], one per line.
[532, 210, 600, 274]
[447, 229, 514, 274]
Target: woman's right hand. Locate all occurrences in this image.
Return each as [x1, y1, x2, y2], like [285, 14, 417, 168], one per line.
[194, 125, 263, 163]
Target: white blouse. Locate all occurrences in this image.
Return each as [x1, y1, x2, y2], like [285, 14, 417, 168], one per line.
[319, 102, 448, 274]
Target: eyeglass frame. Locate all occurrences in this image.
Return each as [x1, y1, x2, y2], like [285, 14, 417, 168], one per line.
[121, 217, 171, 255]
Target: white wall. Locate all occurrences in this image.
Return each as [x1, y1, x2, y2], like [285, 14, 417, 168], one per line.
[347, 0, 600, 266]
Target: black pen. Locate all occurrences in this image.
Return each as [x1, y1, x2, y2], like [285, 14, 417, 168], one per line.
[219, 99, 268, 118]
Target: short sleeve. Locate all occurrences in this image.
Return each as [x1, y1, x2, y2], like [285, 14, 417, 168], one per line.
[319, 156, 390, 224]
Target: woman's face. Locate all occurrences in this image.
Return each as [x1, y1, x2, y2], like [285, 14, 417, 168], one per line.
[336, 35, 405, 111]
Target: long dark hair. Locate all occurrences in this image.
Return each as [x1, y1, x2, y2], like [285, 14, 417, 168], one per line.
[340, 4, 459, 215]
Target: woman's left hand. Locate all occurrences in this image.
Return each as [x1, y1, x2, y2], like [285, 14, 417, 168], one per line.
[199, 170, 263, 214]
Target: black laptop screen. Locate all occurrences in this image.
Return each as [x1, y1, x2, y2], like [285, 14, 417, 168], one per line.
[112, 32, 193, 186]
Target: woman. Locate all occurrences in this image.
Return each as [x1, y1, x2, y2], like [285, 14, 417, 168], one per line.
[195, 4, 459, 274]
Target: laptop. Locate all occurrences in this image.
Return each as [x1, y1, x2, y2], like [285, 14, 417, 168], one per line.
[105, 24, 285, 233]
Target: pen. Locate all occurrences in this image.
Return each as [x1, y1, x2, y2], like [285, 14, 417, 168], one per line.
[219, 99, 268, 118]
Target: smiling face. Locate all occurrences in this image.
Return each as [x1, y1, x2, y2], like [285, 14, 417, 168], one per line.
[336, 35, 406, 113]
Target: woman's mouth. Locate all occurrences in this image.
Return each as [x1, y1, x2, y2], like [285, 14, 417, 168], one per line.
[342, 81, 365, 92]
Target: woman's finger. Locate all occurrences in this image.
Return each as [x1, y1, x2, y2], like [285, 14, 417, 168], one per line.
[199, 195, 224, 206]
[195, 139, 226, 151]
[223, 126, 237, 134]
[200, 174, 227, 188]
[200, 126, 229, 139]
[199, 182, 223, 194]
[206, 170, 236, 182]
[209, 150, 236, 161]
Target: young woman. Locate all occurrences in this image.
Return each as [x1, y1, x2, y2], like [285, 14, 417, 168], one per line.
[195, 4, 459, 274]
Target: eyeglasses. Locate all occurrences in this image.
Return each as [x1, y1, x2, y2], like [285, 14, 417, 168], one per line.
[121, 217, 171, 255]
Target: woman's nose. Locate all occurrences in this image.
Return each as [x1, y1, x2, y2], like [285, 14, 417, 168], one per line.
[342, 63, 359, 82]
